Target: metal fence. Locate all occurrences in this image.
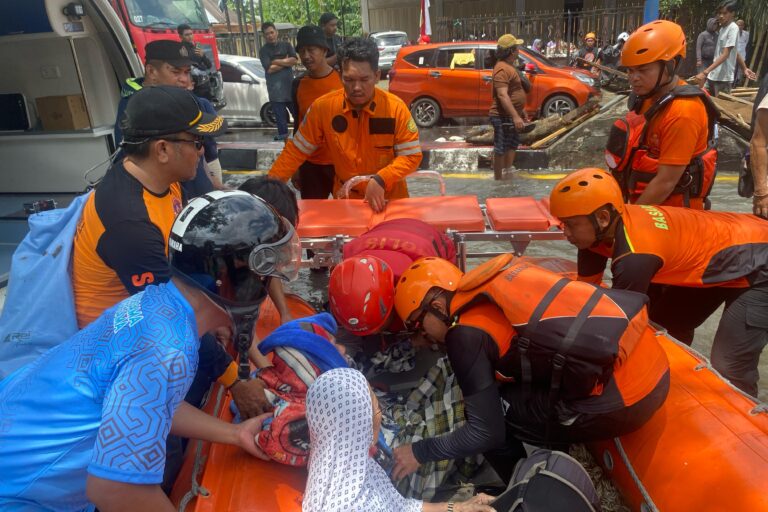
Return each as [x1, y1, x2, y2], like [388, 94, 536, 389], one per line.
[434, 5, 644, 55]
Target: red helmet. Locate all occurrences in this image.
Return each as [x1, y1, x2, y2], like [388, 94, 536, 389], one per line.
[328, 256, 395, 336]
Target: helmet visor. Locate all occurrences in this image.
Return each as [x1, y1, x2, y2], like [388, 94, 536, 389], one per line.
[249, 218, 301, 282]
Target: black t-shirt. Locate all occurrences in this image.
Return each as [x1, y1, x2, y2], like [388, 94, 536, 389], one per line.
[259, 41, 297, 102]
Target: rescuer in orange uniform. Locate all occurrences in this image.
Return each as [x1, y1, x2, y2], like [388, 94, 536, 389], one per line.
[389, 256, 669, 483]
[604, 20, 718, 209]
[290, 25, 343, 200]
[551, 168, 768, 397]
[268, 37, 422, 212]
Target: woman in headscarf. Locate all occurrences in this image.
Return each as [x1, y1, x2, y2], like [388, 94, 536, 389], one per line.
[529, 38, 543, 53]
[304, 368, 496, 512]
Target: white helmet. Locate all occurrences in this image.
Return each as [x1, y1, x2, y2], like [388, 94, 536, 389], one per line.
[617, 32, 630, 43]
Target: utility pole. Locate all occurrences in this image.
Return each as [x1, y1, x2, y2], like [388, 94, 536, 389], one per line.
[643, 0, 659, 23]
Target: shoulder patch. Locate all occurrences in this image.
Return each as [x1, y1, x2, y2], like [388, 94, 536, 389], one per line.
[407, 118, 418, 133]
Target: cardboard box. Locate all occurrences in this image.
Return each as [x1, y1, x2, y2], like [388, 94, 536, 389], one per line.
[35, 95, 90, 131]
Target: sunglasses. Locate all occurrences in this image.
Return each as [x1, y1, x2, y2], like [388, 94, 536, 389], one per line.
[162, 137, 205, 150]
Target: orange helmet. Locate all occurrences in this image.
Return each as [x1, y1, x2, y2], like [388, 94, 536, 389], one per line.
[328, 256, 395, 336]
[549, 168, 625, 218]
[393, 257, 462, 322]
[621, 20, 686, 67]
[585, 32, 596, 41]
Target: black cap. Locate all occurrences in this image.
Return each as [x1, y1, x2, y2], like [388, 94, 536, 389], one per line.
[319, 12, 337, 26]
[122, 85, 227, 139]
[145, 40, 193, 67]
[297, 25, 329, 50]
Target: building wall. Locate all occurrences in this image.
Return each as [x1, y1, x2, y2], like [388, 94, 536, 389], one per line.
[366, 0, 639, 39]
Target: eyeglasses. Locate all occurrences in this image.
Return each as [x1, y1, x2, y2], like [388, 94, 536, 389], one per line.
[162, 138, 204, 150]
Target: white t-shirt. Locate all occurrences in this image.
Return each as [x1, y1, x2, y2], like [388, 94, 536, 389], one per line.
[708, 21, 739, 82]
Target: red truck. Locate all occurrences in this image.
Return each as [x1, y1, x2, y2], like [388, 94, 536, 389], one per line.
[108, 0, 225, 107]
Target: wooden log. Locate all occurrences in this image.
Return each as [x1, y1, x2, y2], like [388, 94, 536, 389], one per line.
[719, 92, 755, 106]
[464, 97, 601, 145]
[575, 57, 628, 78]
[530, 110, 597, 149]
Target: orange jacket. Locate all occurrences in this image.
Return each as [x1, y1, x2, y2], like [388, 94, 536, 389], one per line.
[268, 87, 422, 199]
[612, 204, 768, 288]
[450, 258, 668, 409]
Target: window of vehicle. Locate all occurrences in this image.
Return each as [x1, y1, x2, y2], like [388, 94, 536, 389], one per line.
[480, 48, 537, 72]
[124, 0, 208, 29]
[373, 33, 408, 47]
[403, 49, 435, 68]
[220, 63, 244, 82]
[240, 60, 266, 79]
[435, 48, 477, 69]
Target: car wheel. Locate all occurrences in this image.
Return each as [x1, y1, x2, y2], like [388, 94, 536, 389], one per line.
[411, 97, 441, 128]
[261, 103, 277, 127]
[542, 95, 577, 117]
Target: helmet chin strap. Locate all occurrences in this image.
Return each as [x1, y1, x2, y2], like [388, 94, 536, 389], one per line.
[227, 304, 263, 380]
[589, 208, 619, 247]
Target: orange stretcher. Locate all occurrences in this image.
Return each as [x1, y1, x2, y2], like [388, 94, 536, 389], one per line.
[298, 194, 564, 270]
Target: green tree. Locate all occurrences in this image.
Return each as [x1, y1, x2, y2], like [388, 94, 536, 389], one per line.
[223, 0, 363, 36]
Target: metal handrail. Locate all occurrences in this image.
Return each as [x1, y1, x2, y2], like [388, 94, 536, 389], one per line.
[336, 170, 447, 199]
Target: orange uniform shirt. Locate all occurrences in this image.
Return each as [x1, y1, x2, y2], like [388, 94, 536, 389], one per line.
[269, 87, 422, 199]
[71, 162, 183, 328]
[638, 87, 709, 167]
[294, 70, 343, 165]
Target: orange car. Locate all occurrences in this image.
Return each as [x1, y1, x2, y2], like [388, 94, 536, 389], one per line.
[389, 41, 601, 128]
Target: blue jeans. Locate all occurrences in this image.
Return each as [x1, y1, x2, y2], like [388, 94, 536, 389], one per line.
[272, 101, 294, 139]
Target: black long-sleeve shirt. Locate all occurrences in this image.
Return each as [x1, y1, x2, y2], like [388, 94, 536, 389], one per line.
[412, 325, 508, 463]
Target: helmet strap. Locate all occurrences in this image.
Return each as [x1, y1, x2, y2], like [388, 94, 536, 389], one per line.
[639, 58, 680, 101]
[589, 206, 619, 246]
[228, 304, 262, 380]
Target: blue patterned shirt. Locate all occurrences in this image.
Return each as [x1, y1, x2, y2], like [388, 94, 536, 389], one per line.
[0, 282, 198, 511]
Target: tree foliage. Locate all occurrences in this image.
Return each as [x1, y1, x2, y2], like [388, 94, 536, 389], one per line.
[223, 0, 363, 36]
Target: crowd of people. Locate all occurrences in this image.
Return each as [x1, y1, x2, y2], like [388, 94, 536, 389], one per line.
[0, 3, 767, 511]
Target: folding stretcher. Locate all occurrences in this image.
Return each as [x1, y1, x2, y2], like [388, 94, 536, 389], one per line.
[297, 173, 565, 270]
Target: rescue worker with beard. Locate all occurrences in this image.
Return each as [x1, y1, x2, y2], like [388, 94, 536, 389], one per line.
[604, 20, 718, 210]
[389, 255, 669, 483]
[550, 168, 768, 398]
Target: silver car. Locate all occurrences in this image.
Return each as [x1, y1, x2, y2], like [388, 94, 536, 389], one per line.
[371, 31, 408, 76]
[218, 54, 275, 126]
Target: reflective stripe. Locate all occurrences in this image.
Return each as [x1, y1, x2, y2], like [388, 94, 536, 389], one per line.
[395, 147, 422, 156]
[394, 140, 420, 150]
[294, 131, 318, 155]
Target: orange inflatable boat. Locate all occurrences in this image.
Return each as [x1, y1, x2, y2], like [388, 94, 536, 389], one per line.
[171, 196, 768, 511]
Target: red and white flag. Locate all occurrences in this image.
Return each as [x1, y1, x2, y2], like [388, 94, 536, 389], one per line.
[420, 0, 432, 37]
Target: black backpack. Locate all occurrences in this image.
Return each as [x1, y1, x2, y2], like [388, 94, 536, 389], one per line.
[490, 449, 601, 512]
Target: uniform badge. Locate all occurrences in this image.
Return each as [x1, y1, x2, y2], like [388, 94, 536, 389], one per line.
[332, 115, 348, 133]
[407, 118, 418, 133]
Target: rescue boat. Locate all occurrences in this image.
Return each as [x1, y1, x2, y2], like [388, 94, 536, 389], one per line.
[171, 190, 768, 511]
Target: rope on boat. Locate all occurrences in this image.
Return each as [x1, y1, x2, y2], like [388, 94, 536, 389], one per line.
[613, 437, 659, 512]
[178, 385, 227, 511]
[651, 323, 768, 412]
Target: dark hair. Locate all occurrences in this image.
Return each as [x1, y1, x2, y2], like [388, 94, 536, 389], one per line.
[338, 37, 379, 71]
[319, 12, 338, 26]
[262, 22, 276, 33]
[121, 138, 152, 158]
[718, 0, 738, 13]
[177, 23, 192, 36]
[239, 177, 299, 227]
[496, 46, 515, 62]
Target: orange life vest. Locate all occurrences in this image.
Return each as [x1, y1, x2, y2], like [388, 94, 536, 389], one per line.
[449, 256, 668, 408]
[605, 85, 719, 209]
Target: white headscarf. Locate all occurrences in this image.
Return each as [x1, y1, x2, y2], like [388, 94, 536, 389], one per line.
[303, 368, 423, 512]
